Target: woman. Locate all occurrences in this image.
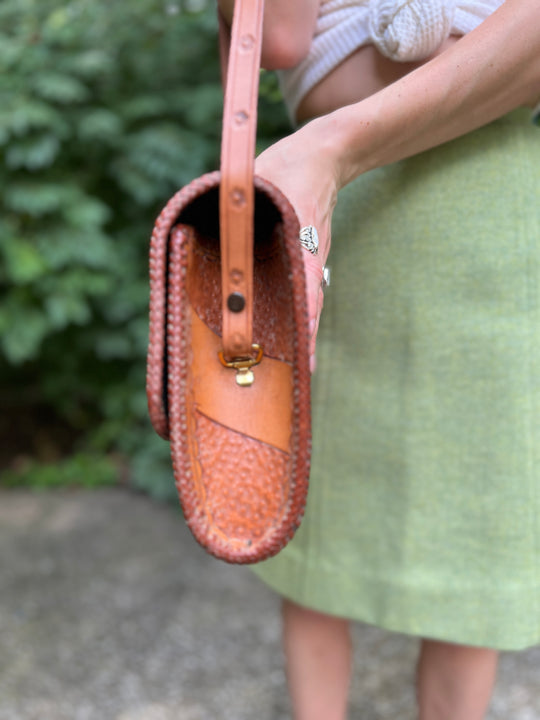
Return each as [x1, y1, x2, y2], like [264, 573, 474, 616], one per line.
[219, 2, 540, 718]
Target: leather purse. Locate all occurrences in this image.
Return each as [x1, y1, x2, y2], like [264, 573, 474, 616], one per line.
[146, 0, 311, 564]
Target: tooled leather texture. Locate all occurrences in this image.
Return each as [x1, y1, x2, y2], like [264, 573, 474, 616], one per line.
[146, 171, 312, 563]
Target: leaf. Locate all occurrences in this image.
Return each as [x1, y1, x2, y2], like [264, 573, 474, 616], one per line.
[3, 182, 70, 215]
[183, 0, 209, 13]
[0, 302, 50, 363]
[37, 228, 115, 270]
[32, 72, 90, 104]
[3, 100, 69, 139]
[77, 108, 123, 142]
[40, 268, 113, 297]
[62, 49, 113, 79]
[62, 195, 111, 227]
[118, 96, 169, 122]
[5, 133, 61, 170]
[0, 34, 23, 70]
[124, 123, 210, 185]
[109, 157, 169, 205]
[178, 84, 223, 129]
[94, 331, 133, 359]
[43, 292, 92, 330]
[1, 238, 48, 284]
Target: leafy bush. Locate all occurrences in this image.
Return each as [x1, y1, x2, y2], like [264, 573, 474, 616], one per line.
[1, 453, 119, 490]
[0, 0, 289, 493]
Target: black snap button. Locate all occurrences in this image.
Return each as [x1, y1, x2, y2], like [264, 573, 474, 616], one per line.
[227, 292, 245, 313]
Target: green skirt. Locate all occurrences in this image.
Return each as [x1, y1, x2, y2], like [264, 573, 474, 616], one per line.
[253, 108, 540, 650]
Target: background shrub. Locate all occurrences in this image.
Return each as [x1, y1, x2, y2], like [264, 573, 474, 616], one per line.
[0, 0, 289, 496]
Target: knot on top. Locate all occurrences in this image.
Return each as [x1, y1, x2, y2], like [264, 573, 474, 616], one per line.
[369, 0, 456, 61]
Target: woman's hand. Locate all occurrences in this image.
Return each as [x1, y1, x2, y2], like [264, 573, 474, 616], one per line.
[255, 120, 339, 371]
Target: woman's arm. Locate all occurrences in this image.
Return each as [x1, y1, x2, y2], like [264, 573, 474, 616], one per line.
[217, 0, 319, 69]
[254, 0, 540, 368]
[324, 0, 540, 186]
[258, 0, 540, 251]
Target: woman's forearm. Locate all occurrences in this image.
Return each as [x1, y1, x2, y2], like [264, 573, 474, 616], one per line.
[319, 0, 540, 188]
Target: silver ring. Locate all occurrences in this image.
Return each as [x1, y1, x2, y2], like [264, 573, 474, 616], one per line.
[299, 225, 319, 255]
[322, 266, 331, 289]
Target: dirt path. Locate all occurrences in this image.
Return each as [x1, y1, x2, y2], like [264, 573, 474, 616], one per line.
[1, 488, 538, 720]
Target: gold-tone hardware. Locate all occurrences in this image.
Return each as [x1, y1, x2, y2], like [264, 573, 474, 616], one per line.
[218, 344, 263, 387]
[236, 367, 255, 386]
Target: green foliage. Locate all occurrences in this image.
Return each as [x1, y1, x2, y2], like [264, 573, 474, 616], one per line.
[0, 0, 289, 494]
[0, 452, 118, 489]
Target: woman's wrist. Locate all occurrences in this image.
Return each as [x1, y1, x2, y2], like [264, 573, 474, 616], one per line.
[307, 107, 381, 192]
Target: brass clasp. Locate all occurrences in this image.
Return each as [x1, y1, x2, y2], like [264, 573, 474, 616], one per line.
[218, 344, 263, 387]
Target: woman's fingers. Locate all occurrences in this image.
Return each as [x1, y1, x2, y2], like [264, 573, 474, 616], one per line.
[302, 248, 326, 373]
[253, 124, 338, 371]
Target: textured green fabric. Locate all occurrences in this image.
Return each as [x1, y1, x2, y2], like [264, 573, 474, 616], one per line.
[253, 108, 540, 650]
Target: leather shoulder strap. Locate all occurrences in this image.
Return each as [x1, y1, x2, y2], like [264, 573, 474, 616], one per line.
[219, 0, 264, 359]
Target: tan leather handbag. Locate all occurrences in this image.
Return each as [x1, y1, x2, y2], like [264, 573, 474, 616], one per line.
[146, 0, 311, 564]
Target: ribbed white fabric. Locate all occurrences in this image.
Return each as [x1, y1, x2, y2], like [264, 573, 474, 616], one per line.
[370, 0, 456, 60]
[278, 0, 505, 121]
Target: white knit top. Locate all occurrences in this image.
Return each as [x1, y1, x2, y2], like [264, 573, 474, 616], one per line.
[278, 0, 505, 121]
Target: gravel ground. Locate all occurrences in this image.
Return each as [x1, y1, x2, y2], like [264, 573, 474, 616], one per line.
[1, 488, 539, 720]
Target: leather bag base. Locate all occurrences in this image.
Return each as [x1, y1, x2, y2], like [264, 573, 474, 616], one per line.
[147, 172, 311, 564]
